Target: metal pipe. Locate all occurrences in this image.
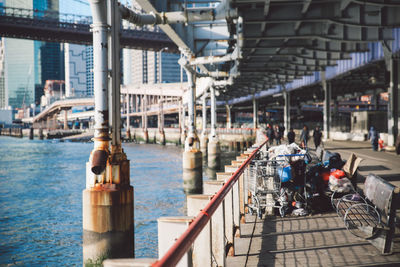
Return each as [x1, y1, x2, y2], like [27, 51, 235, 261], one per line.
[108, 0, 121, 147]
[253, 96, 258, 130]
[153, 140, 268, 267]
[202, 95, 207, 135]
[322, 71, 330, 140]
[89, 0, 109, 141]
[188, 47, 239, 66]
[186, 69, 196, 135]
[210, 86, 217, 138]
[119, 0, 236, 25]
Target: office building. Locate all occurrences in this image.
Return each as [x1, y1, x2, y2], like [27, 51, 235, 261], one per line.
[0, 0, 63, 109]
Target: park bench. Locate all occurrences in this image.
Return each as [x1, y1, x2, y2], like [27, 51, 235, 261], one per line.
[332, 173, 399, 255]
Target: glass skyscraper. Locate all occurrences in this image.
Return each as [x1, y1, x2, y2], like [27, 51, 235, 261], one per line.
[0, 0, 63, 109]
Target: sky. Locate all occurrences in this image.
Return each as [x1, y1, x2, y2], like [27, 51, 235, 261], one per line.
[59, 0, 133, 16]
[59, 0, 91, 16]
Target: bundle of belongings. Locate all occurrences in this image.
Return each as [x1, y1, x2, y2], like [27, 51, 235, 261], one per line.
[264, 143, 362, 217]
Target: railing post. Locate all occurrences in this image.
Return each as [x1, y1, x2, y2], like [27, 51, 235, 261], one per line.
[216, 172, 235, 255]
[187, 195, 212, 267]
[203, 181, 226, 266]
[158, 217, 195, 267]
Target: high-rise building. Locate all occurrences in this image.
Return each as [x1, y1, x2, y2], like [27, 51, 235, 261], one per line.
[85, 46, 94, 96]
[122, 0, 186, 86]
[0, 0, 63, 109]
[126, 49, 186, 86]
[64, 43, 88, 97]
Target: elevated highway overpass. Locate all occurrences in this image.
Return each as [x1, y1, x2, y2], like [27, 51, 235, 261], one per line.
[132, 0, 400, 146]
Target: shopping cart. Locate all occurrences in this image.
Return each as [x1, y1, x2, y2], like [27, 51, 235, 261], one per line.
[247, 159, 286, 218]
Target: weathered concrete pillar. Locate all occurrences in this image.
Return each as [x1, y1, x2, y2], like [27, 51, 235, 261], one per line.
[63, 110, 68, 130]
[39, 127, 44, 140]
[283, 90, 290, 135]
[126, 94, 131, 140]
[322, 71, 330, 141]
[387, 57, 399, 146]
[143, 95, 149, 143]
[83, 182, 134, 265]
[374, 91, 381, 111]
[46, 117, 51, 130]
[182, 70, 202, 194]
[84, 1, 133, 265]
[252, 95, 258, 130]
[226, 103, 232, 129]
[29, 127, 34, 140]
[159, 96, 165, 145]
[200, 95, 208, 157]
[208, 86, 221, 174]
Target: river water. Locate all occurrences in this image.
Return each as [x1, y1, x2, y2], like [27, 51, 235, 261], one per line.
[0, 136, 186, 266]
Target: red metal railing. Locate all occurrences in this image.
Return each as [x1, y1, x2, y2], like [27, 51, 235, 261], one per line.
[153, 139, 268, 267]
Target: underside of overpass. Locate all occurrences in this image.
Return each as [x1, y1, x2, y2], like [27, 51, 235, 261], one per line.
[130, 0, 400, 146]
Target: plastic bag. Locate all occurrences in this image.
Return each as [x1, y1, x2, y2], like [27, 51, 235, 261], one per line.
[328, 176, 353, 193]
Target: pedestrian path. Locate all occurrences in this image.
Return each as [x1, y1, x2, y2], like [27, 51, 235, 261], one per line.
[227, 140, 400, 267]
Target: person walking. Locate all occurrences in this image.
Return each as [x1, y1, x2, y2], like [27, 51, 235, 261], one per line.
[278, 123, 285, 141]
[266, 123, 274, 146]
[368, 126, 379, 151]
[300, 125, 309, 148]
[274, 124, 281, 145]
[313, 126, 322, 149]
[287, 128, 295, 144]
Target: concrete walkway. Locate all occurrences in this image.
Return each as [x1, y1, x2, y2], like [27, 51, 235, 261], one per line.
[227, 140, 400, 267]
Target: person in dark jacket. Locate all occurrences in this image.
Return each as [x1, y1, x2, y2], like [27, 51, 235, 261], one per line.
[274, 124, 281, 145]
[395, 134, 400, 155]
[287, 128, 295, 144]
[313, 126, 322, 149]
[300, 125, 309, 148]
[368, 126, 379, 151]
[266, 123, 274, 145]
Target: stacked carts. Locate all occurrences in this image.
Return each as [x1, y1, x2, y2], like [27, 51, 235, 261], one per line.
[247, 159, 285, 218]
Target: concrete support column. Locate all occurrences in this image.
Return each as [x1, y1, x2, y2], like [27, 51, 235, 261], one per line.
[252, 96, 258, 130]
[322, 71, 331, 141]
[39, 127, 44, 140]
[159, 96, 165, 145]
[183, 70, 202, 194]
[63, 110, 68, 130]
[200, 95, 208, 157]
[283, 90, 290, 135]
[84, 1, 133, 265]
[29, 127, 34, 140]
[143, 94, 149, 143]
[126, 94, 131, 140]
[226, 103, 232, 129]
[374, 91, 381, 111]
[208, 86, 221, 174]
[46, 117, 51, 130]
[387, 58, 399, 147]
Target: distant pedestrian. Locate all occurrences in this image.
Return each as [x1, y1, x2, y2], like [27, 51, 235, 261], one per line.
[287, 128, 295, 144]
[313, 126, 322, 149]
[274, 125, 281, 145]
[396, 135, 400, 155]
[368, 126, 379, 151]
[279, 124, 285, 141]
[266, 123, 274, 146]
[300, 125, 309, 148]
